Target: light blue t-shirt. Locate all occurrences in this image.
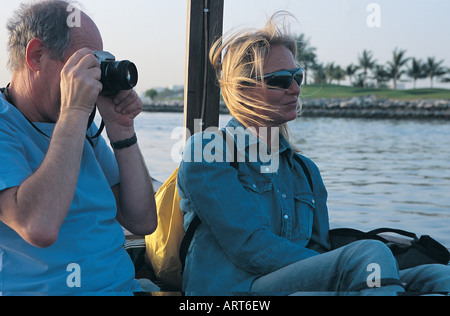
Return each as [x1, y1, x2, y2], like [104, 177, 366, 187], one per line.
[0, 93, 140, 295]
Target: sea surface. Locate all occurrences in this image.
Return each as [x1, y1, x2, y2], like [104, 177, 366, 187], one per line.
[121, 112, 450, 246]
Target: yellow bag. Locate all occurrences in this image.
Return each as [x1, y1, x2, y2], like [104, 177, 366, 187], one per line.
[145, 167, 184, 290]
[145, 131, 237, 290]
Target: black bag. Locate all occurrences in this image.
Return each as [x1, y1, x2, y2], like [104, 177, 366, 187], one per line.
[329, 227, 450, 270]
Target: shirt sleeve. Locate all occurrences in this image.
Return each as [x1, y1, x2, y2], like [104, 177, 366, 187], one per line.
[178, 132, 319, 276]
[0, 126, 33, 192]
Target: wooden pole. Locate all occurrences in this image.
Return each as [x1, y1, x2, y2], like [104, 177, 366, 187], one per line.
[184, 0, 224, 143]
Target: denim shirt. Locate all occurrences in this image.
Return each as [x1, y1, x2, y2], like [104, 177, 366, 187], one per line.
[177, 117, 330, 294]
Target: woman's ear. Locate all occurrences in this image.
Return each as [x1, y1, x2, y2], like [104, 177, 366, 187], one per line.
[25, 38, 46, 71]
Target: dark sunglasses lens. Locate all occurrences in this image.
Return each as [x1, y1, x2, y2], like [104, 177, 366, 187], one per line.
[267, 75, 292, 89]
[294, 72, 304, 86]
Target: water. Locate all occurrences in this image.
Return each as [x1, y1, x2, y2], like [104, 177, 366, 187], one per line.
[129, 112, 450, 246]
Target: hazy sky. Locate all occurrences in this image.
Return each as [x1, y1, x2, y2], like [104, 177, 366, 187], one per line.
[1, 0, 449, 94]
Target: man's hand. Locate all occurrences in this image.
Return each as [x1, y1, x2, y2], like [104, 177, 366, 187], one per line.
[0, 49, 106, 248]
[97, 89, 143, 142]
[97, 90, 156, 236]
[60, 48, 102, 117]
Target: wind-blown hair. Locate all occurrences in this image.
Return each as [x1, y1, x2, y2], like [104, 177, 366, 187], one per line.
[7, 0, 73, 71]
[210, 11, 301, 145]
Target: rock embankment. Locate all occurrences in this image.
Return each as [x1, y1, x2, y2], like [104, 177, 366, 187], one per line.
[300, 95, 450, 119]
[143, 95, 450, 119]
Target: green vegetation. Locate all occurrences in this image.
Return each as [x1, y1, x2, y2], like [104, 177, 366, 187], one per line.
[144, 87, 184, 101]
[145, 85, 450, 103]
[295, 34, 450, 90]
[301, 84, 450, 100]
[144, 34, 450, 102]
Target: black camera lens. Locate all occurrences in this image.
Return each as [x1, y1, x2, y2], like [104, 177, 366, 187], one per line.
[99, 60, 138, 96]
[114, 60, 138, 89]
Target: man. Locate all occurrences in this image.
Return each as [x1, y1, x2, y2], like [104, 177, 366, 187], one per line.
[0, 1, 157, 295]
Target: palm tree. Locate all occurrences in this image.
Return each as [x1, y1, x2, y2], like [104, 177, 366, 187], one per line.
[441, 67, 450, 83]
[372, 65, 391, 88]
[325, 63, 346, 85]
[424, 57, 446, 88]
[387, 48, 409, 90]
[358, 49, 376, 87]
[312, 63, 327, 84]
[296, 34, 318, 85]
[406, 58, 426, 89]
[333, 65, 346, 85]
[345, 64, 359, 86]
[325, 62, 336, 84]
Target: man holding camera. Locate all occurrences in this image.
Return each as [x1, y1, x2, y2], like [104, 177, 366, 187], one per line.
[0, 1, 157, 294]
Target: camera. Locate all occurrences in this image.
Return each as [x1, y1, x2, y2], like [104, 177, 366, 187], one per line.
[93, 51, 138, 96]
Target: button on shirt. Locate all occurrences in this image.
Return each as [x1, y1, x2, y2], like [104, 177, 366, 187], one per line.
[177, 117, 330, 294]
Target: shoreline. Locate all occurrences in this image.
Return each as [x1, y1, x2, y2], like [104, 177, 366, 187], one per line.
[143, 95, 450, 120]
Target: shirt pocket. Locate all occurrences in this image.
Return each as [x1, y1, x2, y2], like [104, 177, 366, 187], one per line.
[239, 175, 273, 226]
[293, 194, 315, 241]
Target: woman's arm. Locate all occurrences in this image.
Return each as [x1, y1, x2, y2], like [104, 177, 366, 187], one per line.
[178, 132, 319, 275]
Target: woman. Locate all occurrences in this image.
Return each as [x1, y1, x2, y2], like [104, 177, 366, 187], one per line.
[177, 12, 449, 295]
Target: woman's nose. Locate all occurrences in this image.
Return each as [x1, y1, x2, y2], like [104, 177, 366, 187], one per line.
[287, 80, 301, 96]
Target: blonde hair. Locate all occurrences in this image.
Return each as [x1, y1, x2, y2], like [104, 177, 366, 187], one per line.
[210, 11, 301, 148]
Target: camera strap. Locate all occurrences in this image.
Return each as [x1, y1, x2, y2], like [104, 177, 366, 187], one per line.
[2, 83, 104, 147]
[86, 106, 105, 141]
[2, 84, 50, 139]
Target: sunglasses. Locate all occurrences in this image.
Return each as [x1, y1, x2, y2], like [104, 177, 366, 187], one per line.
[260, 67, 304, 90]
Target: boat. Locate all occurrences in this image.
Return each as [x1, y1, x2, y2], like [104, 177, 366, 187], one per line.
[123, 0, 224, 292]
[124, 0, 450, 293]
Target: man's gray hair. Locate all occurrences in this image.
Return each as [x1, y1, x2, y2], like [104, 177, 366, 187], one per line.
[7, 0, 73, 71]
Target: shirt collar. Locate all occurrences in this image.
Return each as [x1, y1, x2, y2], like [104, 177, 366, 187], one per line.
[226, 117, 295, 167]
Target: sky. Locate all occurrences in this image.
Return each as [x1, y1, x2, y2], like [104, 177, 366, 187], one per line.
[1, 0, 449, 95]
